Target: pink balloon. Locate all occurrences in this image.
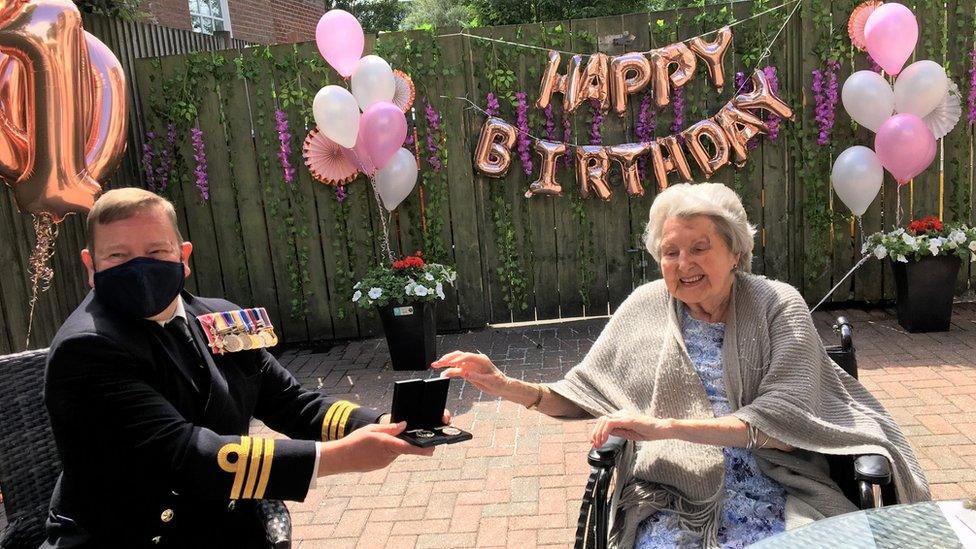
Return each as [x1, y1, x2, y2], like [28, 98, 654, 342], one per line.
[874, 113, 936, 186]
[359, 102, 407, 171]
[316, 10, 364, 78]
[864, 3, 918, 75]
[341, 137, 376, 178]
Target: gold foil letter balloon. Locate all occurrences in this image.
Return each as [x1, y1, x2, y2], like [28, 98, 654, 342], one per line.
[83, 32, 128, 184]
[575, 146, 612, 201]
[607, 142, 650, 197]
[713, 105, 768, 167]
[525, 140, 567, 198]
[563, 53, 610, 113]
[0, 52, 28, 182]
[536, 50, 566, 110]
[474, 117, 517, 178]
[649, 43, 696, 108]
[688, 26, 732, 91]
[648, 135, 693, 191]
[609, 53, 652, 116]
[732, 69, 795, 120]
[682, 119, 730, 179]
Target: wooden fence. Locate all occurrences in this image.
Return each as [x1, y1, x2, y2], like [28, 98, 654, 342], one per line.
[2, 1, 976, 352]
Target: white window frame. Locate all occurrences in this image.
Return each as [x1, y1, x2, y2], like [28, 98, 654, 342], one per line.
[188, 0, 233, 36]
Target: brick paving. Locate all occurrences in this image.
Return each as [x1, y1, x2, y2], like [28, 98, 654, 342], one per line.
[255, 304, 976, 548]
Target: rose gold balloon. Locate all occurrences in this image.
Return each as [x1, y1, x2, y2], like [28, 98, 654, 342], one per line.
[564, 53, 609, 113]
[683, 119, 731, 179]
[575, 145, 612, 201]
[525, 140, 566, 198]
[536, 50, 566, 110]
[648, 135, 693, 191]
[713, 105, 768, 167]
[732, 69, 795, 120]
[0, 0, 101, 221]
[607, 142, 650, 197]
[609, 52, 651, 116]
[650, 43, 696, 107]
[83, 32, 128, 184]
[473, 117, 517, 178]
[689, 26, 732, 92]
[0, 52, 28, 183]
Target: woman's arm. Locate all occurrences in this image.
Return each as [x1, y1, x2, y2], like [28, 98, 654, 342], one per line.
[590, 412, 794, 451]
[433, 351, 587, 418]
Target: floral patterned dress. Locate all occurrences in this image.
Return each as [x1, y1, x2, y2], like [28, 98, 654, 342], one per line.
[634, 308, 787, 548]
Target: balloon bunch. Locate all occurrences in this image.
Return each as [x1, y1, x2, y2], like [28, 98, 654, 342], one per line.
[304, 9, 417, 213]
[832, 2, 960, 217]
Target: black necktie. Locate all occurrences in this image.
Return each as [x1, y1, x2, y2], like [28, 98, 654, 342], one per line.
[165, 316, 204, 368]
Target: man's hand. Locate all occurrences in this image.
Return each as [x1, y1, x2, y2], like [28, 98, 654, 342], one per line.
[318, 422, 434, 476]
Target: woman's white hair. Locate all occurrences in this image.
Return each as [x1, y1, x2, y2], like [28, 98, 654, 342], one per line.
[643, 183, 757, 272]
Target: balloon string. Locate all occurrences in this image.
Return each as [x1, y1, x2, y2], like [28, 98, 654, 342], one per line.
[857, 216, 865, 251]
[369, 177, 396, 264]
[810, 254, 870, 312]
[896, 187, 903, 228]
[26, 214, 58, 349]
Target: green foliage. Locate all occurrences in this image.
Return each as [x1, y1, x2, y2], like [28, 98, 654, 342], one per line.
[346, 0, 406, 33]
[74, 0, 146, 20]
[402, 0, 476, 30]
[864, 224, 976, 262]
[468, 0, 646, 26]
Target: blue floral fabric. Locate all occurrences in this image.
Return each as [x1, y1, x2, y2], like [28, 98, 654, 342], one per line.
[634, 308, 787, 548]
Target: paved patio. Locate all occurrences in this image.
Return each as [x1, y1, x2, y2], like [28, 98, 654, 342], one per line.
[258, 304, 976, 549]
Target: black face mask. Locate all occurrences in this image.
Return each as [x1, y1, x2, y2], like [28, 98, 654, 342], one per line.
[93, 257, 185, 319]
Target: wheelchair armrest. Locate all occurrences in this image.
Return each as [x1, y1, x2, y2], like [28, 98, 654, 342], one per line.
[853, 454, 892, 485]
[587, 436, 627, 468]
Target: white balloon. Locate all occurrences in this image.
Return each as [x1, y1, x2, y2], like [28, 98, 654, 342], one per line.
[831, 145, 884, 216]
[841, 71, 894, 132]
[313, 85, 360, 148]
[375, 148, 418, 211]
[351, 55, 396, 111]
[894, 60, 949, 118]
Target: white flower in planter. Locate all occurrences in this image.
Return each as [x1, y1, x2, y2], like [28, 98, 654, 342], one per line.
[352, 290, 363, 302]
[950, 229, 967, 244]
[873, 245, 887, 259]
[896, 254, 908, 263]
[436, 283, 445, 299]
[414, 286, 430, 297]
[901, 233, 917, 247]
[368, 287, 383, 299]
[928, 238, 942, 257]
[425, 272, 435, 282]
[968, 241, 976, 252]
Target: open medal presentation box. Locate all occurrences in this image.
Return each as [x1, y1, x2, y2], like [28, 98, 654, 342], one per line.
[391, 378, 472, 448]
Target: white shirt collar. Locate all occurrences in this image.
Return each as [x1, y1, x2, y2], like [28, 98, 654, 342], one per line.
[156, 296, 187, 327]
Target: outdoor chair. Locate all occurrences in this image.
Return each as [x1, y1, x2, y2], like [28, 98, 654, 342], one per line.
[0, 349, 292, 549]
[573, 317, 898, 549]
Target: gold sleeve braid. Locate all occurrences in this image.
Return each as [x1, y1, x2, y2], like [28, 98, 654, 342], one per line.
[321, 400, 361, 441]
[217, 436, 276, 499]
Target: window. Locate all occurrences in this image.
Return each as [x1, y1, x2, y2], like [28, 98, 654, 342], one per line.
[188, 0, 231, 35]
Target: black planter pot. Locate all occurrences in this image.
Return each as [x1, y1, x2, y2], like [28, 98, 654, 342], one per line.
[891, 255, 961, 333]
[376, 301, 437, 371]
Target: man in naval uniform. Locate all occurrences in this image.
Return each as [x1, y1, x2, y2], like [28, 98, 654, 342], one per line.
[42, 188, 436, 547]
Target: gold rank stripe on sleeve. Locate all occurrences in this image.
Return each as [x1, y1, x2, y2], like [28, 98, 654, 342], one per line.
[320, 400, 360, 441]
[216, 436, 276, 499]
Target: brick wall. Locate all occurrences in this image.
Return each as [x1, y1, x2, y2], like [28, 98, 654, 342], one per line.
[141, 0, 324, 45]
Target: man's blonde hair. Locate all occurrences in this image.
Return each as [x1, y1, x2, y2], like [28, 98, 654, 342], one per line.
[86, 188, 182, 250]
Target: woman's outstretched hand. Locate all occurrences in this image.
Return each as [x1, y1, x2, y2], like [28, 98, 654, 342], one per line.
[590, 411, 673, 448]
[432, 351, 509, 397]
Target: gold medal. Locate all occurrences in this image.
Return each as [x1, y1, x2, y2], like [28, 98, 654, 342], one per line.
[238, 331, 253, 350]
[247, 333, 263, 348]
[258, 331, 275, 347]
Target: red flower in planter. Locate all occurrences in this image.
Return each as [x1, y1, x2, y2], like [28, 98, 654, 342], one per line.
[907, 216, 944, 235]
[392, 252, 426, 270]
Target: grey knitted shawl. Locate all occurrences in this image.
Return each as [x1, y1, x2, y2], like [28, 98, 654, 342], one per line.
[549, 272, 930, 548]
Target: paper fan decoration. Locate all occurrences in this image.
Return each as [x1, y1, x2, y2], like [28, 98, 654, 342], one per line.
[392, 70, 415, 113]
[923, 81, 962, 139]
[303, 128, 359, 186]
[849, 1, 883, 51]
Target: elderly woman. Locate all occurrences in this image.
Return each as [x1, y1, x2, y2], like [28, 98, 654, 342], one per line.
[433, 183, 928, 548]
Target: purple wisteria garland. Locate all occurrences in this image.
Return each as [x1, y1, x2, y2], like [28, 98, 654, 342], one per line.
[762, 66, 781, 141]
[335, 185, 347, 203]
[812, 60, 840, 146]
[589, 99, 604, 145]
[968, 50, 976, 125]
[734, 71, 759, 150]
[515, 92, 533, 176]
[635, 92, 656, 178]
[274, 108, 296, 185]
[485, 91, 500, 118]
[670, 87, 685, 137]
[424, 99, 443, 173]
[544, 104, 556, 141]
[190, 126, 209, 201]
[142, 124, 176, 193]
[561, 112, 572, 167]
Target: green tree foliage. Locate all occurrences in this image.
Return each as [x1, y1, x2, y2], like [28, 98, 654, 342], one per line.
[467, 0, 647, 26]
[402, 0, 476, 29]
[74, 0, 146, 20]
